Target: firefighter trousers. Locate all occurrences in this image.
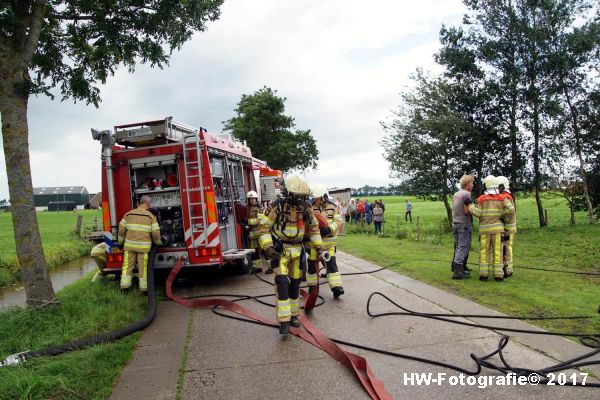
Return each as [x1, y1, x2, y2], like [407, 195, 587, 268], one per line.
[501, 233, 515, 276]
[273, 244, 303, 323]
[479, 233, 503, 279]
[121, 251, 149, 291]
[306, 245, 342, 289]
[250, 238, 263, 271]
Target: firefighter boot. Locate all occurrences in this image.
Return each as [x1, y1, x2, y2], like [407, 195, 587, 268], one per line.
[290, 316, 301, 328]
[279, 322, 290, 335]
[332, 286, 345, 299]
[452, 263, 467, 280]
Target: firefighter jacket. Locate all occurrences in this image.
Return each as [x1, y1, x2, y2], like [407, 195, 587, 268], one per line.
[118, 206, 161, 252]
[247, 203, 263, 240]
[258, 199, 323, 249]
[310, 200, 344, 248]
[498, 192, 517, 234]
[468, 194, 514, 235]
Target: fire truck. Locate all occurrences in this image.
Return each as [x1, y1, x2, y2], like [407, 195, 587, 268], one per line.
[92, 117, 274, 274]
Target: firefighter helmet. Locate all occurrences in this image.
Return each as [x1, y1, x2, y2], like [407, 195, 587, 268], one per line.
[247, 190, 259, 199]
[283, 175, 310, 196]
[483, 175, 498, 189]
[497, 176, 510, 192]
[310, 183, 329, 199]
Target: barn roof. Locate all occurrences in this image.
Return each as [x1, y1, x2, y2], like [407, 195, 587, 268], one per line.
[33, 186, 86, 195]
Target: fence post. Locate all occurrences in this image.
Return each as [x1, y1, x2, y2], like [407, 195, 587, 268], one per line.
[416, 216, 421, 241]
[438, 218, 442, 244]
[75, 215, 83, 237]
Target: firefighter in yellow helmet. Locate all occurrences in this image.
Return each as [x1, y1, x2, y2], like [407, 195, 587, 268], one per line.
[118, 195, 162, 293]
[307, 183, 345, 298]
[497, 176, 517, 277]
[259, 175, 323, 334]
[246, 190, 265, 273]
[466, 176, 514, 281]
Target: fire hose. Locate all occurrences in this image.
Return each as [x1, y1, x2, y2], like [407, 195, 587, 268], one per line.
[3, 248, 600, 393]
[0, 247, 159, 367]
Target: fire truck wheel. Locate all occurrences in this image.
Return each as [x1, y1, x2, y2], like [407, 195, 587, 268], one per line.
[235, 254, 252, 275]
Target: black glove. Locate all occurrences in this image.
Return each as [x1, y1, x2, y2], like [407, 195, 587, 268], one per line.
[265, 246, 281, 260]
[463, 196, 472, 206]
[319, 226, 332, 236]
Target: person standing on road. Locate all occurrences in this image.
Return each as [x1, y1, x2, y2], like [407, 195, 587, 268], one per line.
[245, 190, 265, 274]
[451, 175, 474, 280]
[405, 199, 413, 223]
[306, 184, 345, 299]
[259, 175, 324, 335]
[118, 195, 161, 293]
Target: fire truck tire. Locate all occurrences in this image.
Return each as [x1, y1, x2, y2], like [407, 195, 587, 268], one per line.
[235, 254, 252, 275]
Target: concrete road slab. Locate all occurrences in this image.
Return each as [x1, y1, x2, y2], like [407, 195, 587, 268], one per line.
[112, 252, 599, 400]
[109, 301, 190, 400]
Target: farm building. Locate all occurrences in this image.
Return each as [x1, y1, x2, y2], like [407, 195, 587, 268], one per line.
[328, 187, 352, 203]
[34, 186, 90, 210]
[88, 192, 102, 209]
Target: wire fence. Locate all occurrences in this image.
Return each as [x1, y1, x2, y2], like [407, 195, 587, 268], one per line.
[342, 208, 595, 246]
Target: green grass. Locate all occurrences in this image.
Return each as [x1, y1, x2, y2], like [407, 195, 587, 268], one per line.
[339, 195, 600, 335]
[0, 274, 147, 400]
[0, 209, 102, 286]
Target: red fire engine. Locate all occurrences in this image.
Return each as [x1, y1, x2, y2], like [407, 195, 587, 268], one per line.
[92, 117, 272, 274]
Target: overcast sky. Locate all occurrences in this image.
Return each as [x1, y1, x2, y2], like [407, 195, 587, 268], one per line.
[0, 0, 467, 200]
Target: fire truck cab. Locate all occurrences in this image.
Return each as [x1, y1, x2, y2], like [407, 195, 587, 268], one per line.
[92, 117, 267, 274]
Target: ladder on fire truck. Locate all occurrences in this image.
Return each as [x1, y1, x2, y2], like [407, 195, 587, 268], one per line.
[182, 132, 209, 252]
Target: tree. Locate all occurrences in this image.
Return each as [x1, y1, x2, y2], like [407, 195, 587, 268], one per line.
[222, 86, 319, 172]
[549, 8, 600, 223]
[0, 0, 224, 305]
[382, 71, 469, 225]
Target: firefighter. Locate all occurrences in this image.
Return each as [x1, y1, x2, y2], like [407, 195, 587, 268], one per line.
[246, 190, 265, 273]
[497, 176, 516, 278]
[259, 175, 323, 334]
[306, 184, 345, 298]
[466, 176, 514, 281]
[118, 195, 162, 293]
[90, 242, 107, 282]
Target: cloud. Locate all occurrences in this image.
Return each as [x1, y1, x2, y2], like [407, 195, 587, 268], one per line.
[0, 0, 466, 200]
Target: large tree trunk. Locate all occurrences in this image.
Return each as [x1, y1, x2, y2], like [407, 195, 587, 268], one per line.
[528, 3, 546, 227]
[507, 0, 519, 209]
[0, 65, 56, 305]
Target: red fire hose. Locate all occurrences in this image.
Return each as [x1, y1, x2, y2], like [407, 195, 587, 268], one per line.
[165, 257, 391, 400]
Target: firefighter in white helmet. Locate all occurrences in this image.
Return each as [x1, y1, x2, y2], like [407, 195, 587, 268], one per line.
[245, 190, 265, 273]
[466, 176, 514, 281]
[497, 176, 517, 277]
[307, 183, 345, 298]
[259, 175, 324, 334]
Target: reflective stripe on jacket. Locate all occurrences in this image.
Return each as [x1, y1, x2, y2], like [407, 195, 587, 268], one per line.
[247, 204, 264, 240]
[309, 200, 343, 248]
[118, 206, 161, 252]
[498, 192, 517, 233]
[258, 199, 322, 249]
[468, 194, 514, 235]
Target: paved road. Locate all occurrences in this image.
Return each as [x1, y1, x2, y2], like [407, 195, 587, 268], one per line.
[110, 251, 599, 400]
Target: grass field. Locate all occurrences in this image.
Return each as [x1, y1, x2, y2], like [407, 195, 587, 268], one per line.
[338, 194, 600, 335]
[0, 276, 147, 400]
[0, 209, 102, 286]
